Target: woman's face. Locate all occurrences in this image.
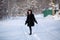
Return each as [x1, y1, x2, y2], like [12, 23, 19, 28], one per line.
[28, 11, 31, 14]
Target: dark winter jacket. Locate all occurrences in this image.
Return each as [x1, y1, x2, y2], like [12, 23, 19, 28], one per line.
[25, 14, 37, 27]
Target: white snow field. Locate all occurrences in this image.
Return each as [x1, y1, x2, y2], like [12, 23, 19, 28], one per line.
[0, 14, 60, 40]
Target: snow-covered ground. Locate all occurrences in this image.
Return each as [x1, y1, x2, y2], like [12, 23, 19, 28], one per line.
[0, 14, 60, 40]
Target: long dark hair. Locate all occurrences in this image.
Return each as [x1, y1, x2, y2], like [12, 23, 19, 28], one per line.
[27, 9, 32, 15]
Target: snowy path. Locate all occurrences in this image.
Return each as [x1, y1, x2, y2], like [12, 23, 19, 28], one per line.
[0, 15, 60, 40]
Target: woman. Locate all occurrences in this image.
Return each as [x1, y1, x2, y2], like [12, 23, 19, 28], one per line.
[25, 9, 38, 35]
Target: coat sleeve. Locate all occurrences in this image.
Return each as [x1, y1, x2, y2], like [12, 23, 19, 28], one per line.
[33, 14, 38, 24]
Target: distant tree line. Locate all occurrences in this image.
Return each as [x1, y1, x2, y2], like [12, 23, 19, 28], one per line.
[0, 0, 8, 19]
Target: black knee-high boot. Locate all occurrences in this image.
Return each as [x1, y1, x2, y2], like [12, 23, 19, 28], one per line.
[29, 26, 32, 35]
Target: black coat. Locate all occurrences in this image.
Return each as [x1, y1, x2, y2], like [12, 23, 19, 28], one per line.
[25, 14, 37, 27]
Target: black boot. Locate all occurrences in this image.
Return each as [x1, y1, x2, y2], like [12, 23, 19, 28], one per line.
[29, 32, 32, 35]
[29, 27, 32, 35]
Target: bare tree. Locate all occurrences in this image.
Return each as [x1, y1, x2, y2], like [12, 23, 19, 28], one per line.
[0, 0, 8, 19]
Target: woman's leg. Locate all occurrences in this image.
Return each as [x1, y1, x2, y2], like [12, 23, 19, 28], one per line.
[29, 26, 32, 35]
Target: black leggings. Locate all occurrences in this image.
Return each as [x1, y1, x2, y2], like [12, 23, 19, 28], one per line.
[29, 26, 32, 34]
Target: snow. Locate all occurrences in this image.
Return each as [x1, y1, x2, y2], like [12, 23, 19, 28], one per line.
[0, 14, 60, 40]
